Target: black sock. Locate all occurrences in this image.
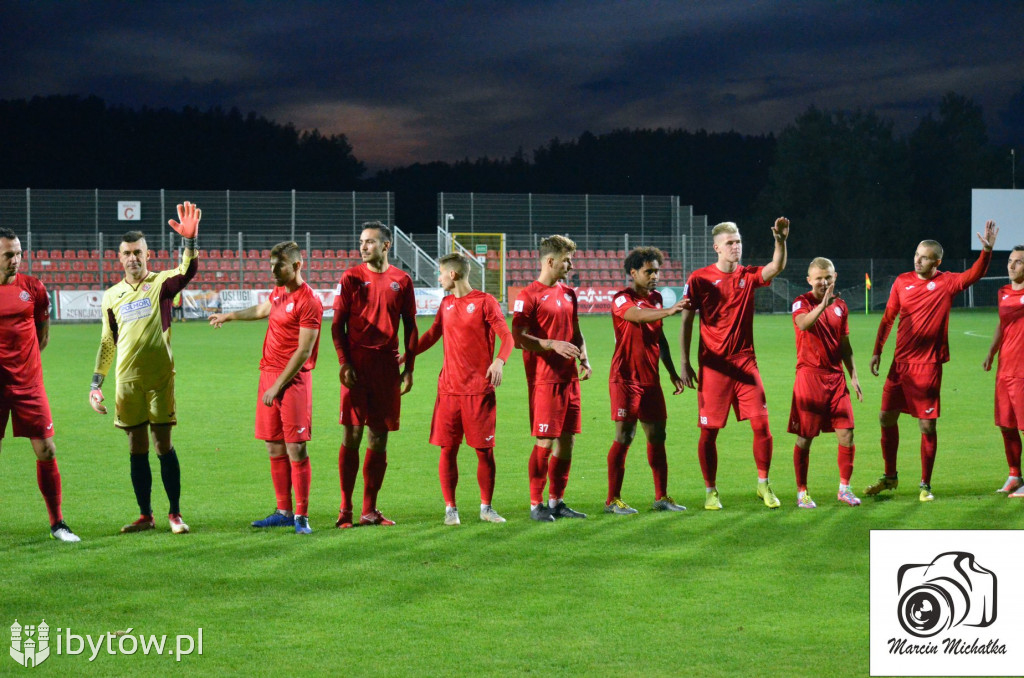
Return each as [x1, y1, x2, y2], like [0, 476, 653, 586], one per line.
[130, 453, 152, 516]
[159, 447, 181, 515]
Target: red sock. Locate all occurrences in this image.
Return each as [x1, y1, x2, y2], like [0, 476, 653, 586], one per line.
[529, 445, 550, 505]
[270, 454, 293, 512]
[475, 448, 495, 505]
[1001, 430, 1022, 477]
[920, 433, 937, 485]
[698, 429, 719, 487]
[548, 454, 572, 501]
[338, 445, 359, 513]
[290, 457, 311, 516]
[647, 441, 667, 499]
[793, 445, 809, 490]
[361, 449, 387, 515]
[439, 446, 459, 507]
[838, 444, 855, 485]
[881, 425, 899, 476]
[36, 458, 63, 525]
[606, 441, 629, 503]
[751, 416, 773, 479]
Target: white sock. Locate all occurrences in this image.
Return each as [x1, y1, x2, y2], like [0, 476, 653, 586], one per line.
[798, 490, 808, 500]
[481, 504, 490, 511]
[758, 478, 769, 485]
[839, 483, 850, 492]
[548, 498, 560, 509]
[705, 486, 717, 494]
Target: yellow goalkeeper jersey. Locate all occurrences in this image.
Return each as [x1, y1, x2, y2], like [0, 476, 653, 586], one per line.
[95, 251, 198, 384]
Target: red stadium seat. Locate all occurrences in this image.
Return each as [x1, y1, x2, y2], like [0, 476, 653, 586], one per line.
[157, 250, 169, 259]
[49, 250, 62, 259]
[261, 249, 271, 258]
[104, 249, 117, 258]
[247, 249, 259, 258]
[323, 249, 335, 259]
[35, 250, 49, 259]
[507, 249, 518, 259]
[208, 249, 221, 259]
[221, 249, 236, 258]
[311, 250, 323, 259]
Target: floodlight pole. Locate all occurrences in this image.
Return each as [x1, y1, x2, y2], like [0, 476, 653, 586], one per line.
[445, 213, 454, 231]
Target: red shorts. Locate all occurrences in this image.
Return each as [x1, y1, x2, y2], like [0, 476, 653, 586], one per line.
[994, 374, 1024, 429]
[255, 370, 313, 443]
[882, 362, 941, 419]
[340, 352, 401, 431]
[429, 392, 497, 448]
[0, 384, 55, 440]
[528, 381, 582, 438]
[787, 369, 854, 438]
[610, 381, 666, 422]
[697, 355, 768, 429]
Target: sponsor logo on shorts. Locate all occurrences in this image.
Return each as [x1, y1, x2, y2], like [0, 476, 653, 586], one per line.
[925, 408, 935, 414]
[297, 427, 306, 434]
[485, 435, 494, 442]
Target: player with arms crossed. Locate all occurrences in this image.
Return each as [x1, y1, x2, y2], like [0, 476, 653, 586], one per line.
[0, 227, 80, 542]
[89, 202, 200, 534]
[789, 257, 863, 508]
[982, 245, 1024, 497]
[606, 247, 689, 515]
[868, 222, 997, 501]
[512, 235, 592, 522]
[679, 217, 790, 510]
[332, 222, 418, 528]
[412, 253, 512, 525]
[209, 242, 322, 534]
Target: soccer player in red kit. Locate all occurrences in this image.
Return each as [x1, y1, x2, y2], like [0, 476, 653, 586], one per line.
[982, 246, 1024, 496]
[606, 247, 688, 515]
[0, 228, 80, 542]
[332, 222, 418, 528]
[413, 253, 513, 525]
[868, 221, 998, 501]
[679, 218, 790, 510]
[512, 235, 592, 522]
[209, 242, 322, 534]
[789, 257, 864, 509]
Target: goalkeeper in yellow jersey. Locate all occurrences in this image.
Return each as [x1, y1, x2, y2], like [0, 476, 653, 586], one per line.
[89, 201, 200, 534]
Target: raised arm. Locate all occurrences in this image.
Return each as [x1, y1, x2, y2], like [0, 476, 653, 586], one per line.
[761, 216, 790, 283]
[794, 283, 835, 332]
[623, 298, 688, 324]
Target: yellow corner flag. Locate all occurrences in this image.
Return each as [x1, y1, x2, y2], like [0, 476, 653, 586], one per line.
[865, 273, 872, 290]
[865, 273, 872, 315]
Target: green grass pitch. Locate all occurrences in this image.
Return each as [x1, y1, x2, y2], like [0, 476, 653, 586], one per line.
[0, 310, 1018, 676]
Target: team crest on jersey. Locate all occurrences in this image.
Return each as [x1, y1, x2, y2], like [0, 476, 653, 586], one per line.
[926, 281, 936, 291]
[286, 302, 294, 313]
[143, 284, 151, 291]
[390, 282, 400, 292]
[466, 303, 476, 313]
[19, 290, 31, 303]
[738, 279, 746, 288]
[563, 293, 571, 303]
[792, 301, 801, 313]
[1019, 296, 1024, 305]
[833, 305, 843, 317]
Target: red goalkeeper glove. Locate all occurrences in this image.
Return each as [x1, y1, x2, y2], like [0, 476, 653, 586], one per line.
[168, 201, 201, 239]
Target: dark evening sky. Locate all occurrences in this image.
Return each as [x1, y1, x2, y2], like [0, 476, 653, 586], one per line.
[3, 1, 1022, 169]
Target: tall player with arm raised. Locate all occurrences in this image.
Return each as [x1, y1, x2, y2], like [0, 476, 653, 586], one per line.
[789, 257, 864, 509]
[982, 246, 1024, 496]
[867, 221, 997, 502]
[89, 202, 200, 534]
[512, 235, 592, 522]
[606, 247, 689, 515]
[679, 217, 790, 510]
[413, 253, 513, 525]
[0, 228, 80, 542]
[332, 222, 418, 528]
[208, 242, 322, 534]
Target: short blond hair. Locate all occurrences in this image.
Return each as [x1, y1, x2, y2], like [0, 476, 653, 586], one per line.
[711, 222, 739, 238]
[919, 239, 943, 260]
[807, 257, 834, 274]
[539, 235, 577, 258]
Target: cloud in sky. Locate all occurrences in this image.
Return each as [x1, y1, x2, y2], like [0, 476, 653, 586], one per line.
[2, 1, 1022, 169]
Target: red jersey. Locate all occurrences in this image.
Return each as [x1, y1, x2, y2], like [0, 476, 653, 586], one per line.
[416, 290, 513, 395]
[0, 274, 48, 390]
[996, 284, 1024, 379]
[792, 292, 849, 374]
[332, 263, 416, 361]
[684, 264, 768, 364]
[260, 283, 323, 372]
[873, 250, 990, 364]
[610, 288, 663, 386]
[512, 281, 579, 384]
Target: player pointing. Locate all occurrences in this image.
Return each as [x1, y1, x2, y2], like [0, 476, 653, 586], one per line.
[679, 217, 790, 510]
[867, 221, 997, 501]
[89, 201, 200, 534]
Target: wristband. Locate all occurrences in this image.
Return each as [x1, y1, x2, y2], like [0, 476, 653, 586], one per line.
[90, 373, 104, 390]
[183, 237, 197, 251]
